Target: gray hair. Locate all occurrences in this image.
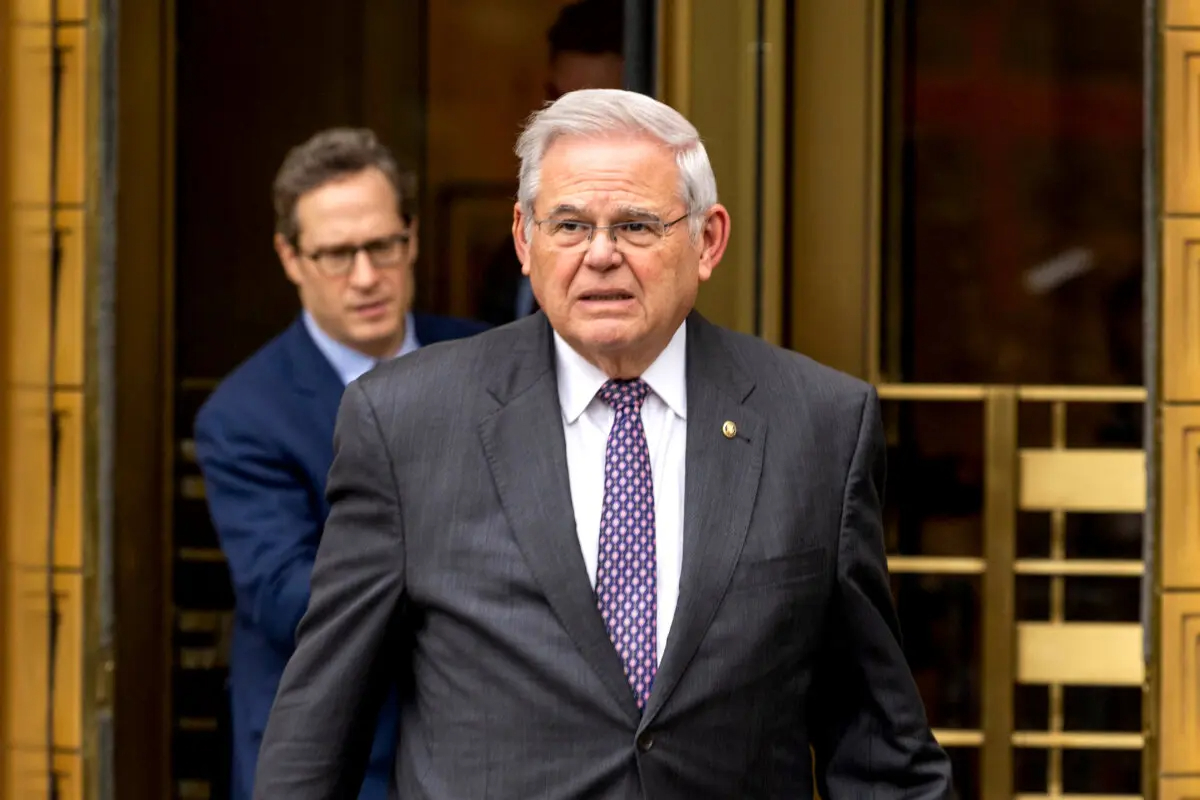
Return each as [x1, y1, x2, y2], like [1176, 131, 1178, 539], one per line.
[515, 89, 718, 239]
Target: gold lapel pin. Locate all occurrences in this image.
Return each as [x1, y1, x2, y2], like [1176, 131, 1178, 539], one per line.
[722, 420, 737, 439]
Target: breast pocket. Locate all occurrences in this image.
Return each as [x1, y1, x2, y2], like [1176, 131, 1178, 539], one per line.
[727, 546, 826, 594]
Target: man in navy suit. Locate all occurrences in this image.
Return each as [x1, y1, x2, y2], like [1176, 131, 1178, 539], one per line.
[193, 128, 486, 800]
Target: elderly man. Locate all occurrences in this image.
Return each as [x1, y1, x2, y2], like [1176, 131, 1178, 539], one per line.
[254, 91, 953, 799]
[194, 128, 486, 800]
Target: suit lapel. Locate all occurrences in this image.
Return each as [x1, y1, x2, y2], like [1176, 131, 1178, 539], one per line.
[642, 314, 766, 726]
[285, 317, 347, 450]
[478, 315, 641, 721]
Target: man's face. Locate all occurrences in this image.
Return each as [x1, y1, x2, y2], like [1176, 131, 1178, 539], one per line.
[547, 52, 624, 100]
[513, 134, 730, 376]
[275, 167, 418, 359]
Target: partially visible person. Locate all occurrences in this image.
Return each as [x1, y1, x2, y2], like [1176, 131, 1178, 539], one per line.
[477, 0, 625, 326]
[543, 0, 625, 102]
[193, 128, 486, 800]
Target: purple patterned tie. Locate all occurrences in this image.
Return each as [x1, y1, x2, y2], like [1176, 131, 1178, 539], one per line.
[595, 378, 657, 709]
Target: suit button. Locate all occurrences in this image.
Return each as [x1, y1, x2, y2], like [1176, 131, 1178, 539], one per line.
[637, 732, 654, 753]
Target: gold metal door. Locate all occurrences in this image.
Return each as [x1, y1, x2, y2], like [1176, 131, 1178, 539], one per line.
[874, 384, 1147, 800]
[870, 3, 1150, 796]
[661, 0, 1158, 797]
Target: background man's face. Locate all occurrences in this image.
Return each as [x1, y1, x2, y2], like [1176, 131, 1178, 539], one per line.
[275, 167, 418, 358]
[547, 52, 624, 100]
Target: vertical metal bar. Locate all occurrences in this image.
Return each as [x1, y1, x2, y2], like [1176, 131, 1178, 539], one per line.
[880, 0, 911, 383]
[1140, 1, 1161, 799]
[47, 0, 65, 796]
[656, 0, 692, 115]
[94, 0, 120, 798]
[981, 387, 1017, 800]
[623, 0, 657, 95]
[757, 0, 787, 347]
[751, 0, 765, 338]
[863, 0, 886, 383]
[1048, 401, 1066, 799]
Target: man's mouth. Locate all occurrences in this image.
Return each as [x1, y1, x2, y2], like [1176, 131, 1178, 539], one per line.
[580, 291, 634, 302]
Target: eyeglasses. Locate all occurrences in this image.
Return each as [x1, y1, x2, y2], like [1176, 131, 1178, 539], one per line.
[295, 232, 412, 276]
[532, 213, 690, 250]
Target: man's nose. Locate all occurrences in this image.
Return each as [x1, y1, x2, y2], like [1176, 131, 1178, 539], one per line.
[582, 229, 621, 270]
[347, 250, 380, 286]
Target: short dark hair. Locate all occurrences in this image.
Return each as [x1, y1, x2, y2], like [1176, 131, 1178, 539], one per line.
[272, 127, 416, 243]
[547, 0, 624, 60]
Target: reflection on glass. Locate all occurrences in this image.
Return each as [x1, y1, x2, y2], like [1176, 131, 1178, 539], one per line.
[1062, 750, 1141, 796]
[882, 1, 1143, 384]
[883, 401, 984, 556]
[945, 748, 980, 800]
[432, 0, 627, 326]
[882, 398, 983, 798]
[891, 573, 982, 731]
[1017, 746, 1142, 799]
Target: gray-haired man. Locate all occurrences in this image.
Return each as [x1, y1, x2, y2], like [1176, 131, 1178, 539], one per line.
[254, 90, 953, 800]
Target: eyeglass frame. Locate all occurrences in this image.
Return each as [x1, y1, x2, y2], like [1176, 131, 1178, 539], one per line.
[530, 212, 691, 248]
[292, 231, 413, 277]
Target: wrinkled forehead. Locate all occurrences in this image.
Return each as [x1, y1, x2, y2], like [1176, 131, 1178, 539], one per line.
[536, 134, 683, 212]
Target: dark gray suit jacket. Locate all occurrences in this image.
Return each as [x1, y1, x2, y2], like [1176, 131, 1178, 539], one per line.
[254, 311, 953, 799]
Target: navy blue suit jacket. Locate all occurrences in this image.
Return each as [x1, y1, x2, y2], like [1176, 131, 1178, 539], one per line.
[193, 312, 488, 800]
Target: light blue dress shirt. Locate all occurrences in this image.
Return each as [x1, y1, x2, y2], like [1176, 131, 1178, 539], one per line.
[302, 310, 419, 386]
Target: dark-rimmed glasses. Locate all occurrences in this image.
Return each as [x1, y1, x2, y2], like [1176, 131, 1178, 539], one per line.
[295, 232, 411, 276]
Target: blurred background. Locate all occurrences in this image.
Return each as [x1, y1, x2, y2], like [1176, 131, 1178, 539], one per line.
[2, 1, 1198, 799]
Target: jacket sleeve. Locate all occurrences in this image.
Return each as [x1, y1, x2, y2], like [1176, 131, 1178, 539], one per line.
[254, 379, 407, 799]
[193, 401, 318, 649]
[809, 386, 955, 799]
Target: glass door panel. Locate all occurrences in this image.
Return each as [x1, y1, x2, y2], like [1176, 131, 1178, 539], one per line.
[881, 1, 1144, 386]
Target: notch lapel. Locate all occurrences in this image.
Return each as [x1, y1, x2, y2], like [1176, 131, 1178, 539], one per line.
[642, 314, 766, 726]
[285, 317, 347, 450]
[477, 316, 641, 722]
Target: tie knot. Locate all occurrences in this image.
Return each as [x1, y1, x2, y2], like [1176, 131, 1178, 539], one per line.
[598, 378, 651, 412]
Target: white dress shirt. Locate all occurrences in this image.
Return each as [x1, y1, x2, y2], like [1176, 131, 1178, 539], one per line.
[554, 322, 687, 664]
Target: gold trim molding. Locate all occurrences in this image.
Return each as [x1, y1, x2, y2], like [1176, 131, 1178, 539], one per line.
[1157, 0, 1200, 790]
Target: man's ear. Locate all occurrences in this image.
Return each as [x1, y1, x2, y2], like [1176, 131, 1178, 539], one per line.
[696, 204, 731, 283]
[511, 202, 531, 276]
[275, 233, 304, 287]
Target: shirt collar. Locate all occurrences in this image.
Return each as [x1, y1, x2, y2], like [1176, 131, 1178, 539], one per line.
[302, 310, 420, 386]
[554, 320, 688, 423]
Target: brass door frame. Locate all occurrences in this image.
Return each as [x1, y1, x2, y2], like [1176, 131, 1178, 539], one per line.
[1155, 2, 1200, 796]
[661, 0, 884, 368]
[658, 0, 787, 341]
[788, 0, 884, 379]
[0, 4, 11, 795]
[108, 0, 176, 798]
[84, 2, 110, 797]
[3, 1, 116, 797]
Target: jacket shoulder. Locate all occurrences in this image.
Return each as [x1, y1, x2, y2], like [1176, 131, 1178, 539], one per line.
[355, 319, 534, 417]
[194, 328, 298, 434]
[714, 326, 873, 402]
[413, 312, 490, 344]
